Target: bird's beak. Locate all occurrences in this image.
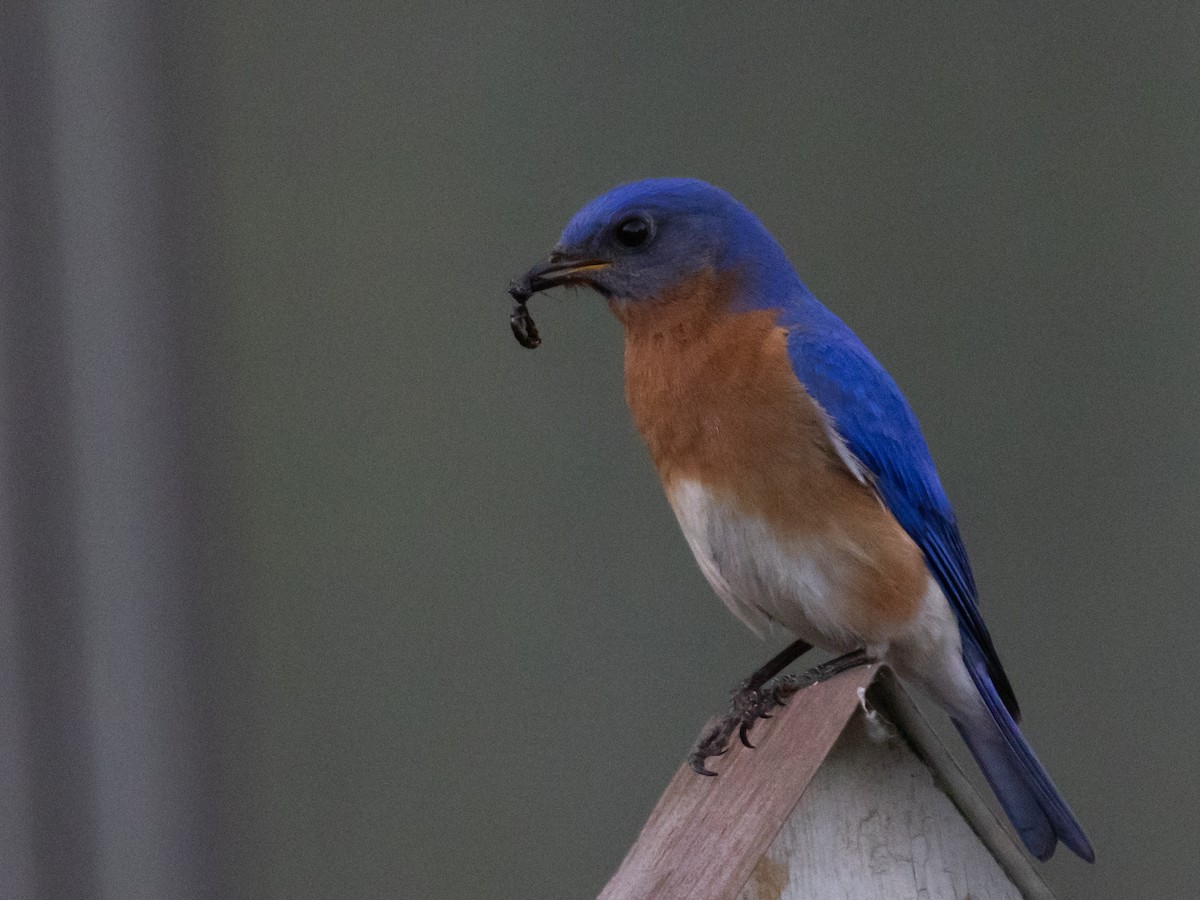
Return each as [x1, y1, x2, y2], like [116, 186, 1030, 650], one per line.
[511, 252, 611, 296]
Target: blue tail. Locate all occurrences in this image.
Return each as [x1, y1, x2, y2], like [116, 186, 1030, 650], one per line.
[955, 640, 1095, 862]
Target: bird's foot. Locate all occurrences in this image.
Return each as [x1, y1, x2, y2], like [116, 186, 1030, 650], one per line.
[689, 677, 789, 776]
[687, 648, 873, 776]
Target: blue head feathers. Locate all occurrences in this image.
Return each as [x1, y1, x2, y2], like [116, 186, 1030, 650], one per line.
[551, 178, 802, 302]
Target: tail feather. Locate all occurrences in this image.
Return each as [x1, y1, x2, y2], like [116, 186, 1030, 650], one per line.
[957, 640, 1095, 863]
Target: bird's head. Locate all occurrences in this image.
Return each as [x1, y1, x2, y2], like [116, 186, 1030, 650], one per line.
[512, 178, 799, 308]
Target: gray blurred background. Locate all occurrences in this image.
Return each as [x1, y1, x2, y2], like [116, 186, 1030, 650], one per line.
[2, 3, 1197, 899]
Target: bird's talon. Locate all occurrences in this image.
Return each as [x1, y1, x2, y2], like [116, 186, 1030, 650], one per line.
[738, 724, 755, 749]
[685, 641, 816, 777]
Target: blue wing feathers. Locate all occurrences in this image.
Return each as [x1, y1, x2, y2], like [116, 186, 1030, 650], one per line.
[783, 297, 1094, 861]
[783, 308, 1020, 718]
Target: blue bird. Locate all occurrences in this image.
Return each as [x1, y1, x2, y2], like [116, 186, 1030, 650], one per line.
[512, 177, 1094, 863]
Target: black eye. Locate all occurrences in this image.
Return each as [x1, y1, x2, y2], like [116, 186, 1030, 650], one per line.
[614, 215, 652, 248]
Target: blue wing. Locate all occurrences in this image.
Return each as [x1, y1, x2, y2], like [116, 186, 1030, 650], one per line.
[784, 300, 1020, 719]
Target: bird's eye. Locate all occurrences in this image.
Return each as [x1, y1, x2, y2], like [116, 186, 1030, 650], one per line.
[614, 216, 652, 248]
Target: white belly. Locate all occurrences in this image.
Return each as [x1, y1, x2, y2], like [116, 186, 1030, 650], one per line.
[666, 478, 977, 713]
[667, 478, 868, 649]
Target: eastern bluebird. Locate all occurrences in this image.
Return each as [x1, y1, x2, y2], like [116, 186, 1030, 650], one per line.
[510, 178, 1093, 863]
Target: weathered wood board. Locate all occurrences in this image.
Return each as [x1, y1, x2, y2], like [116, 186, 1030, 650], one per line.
[599, 666, 1054, 900]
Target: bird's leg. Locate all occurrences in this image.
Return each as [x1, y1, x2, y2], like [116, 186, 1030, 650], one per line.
[689, 645, 874, 776]
[689, 639, 812, 776]
[758, 647, 874, 708]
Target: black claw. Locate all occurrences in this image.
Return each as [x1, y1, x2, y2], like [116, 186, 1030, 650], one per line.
[738, 724, 755, 749]
[689, 752, 721, 776]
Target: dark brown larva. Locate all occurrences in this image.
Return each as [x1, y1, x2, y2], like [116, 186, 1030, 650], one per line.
[508, 279, 541, 349]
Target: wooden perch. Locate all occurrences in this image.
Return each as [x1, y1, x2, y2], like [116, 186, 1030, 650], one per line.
[598, 665, 1055, 900]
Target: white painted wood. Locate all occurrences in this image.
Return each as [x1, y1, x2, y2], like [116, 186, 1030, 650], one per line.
[598, 668, 1055, 900]
[736, 679, 1051, 900]
[599, 667, 880, 900]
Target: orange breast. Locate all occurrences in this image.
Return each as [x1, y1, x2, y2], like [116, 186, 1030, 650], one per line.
[611, 270, 927, 629]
